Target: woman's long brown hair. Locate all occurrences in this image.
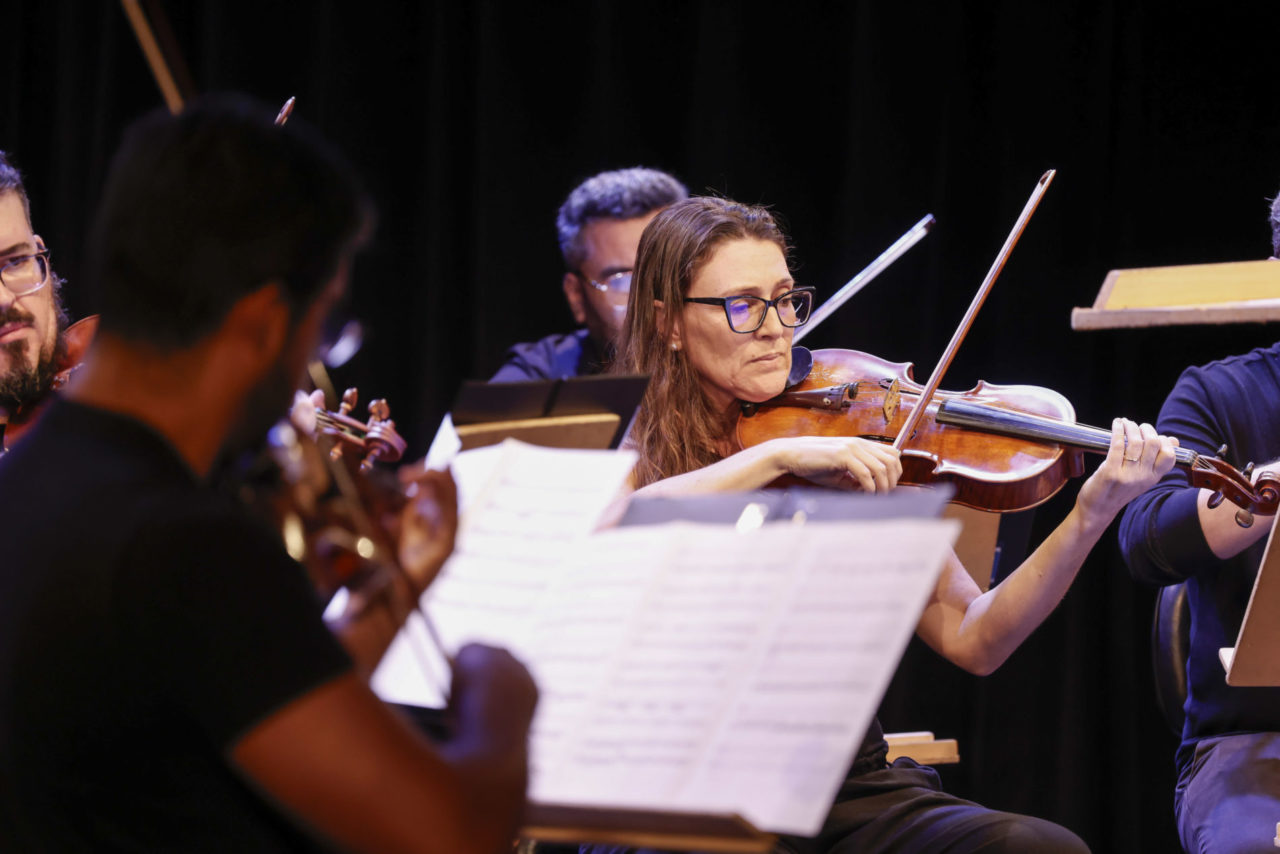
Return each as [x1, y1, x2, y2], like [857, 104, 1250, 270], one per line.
[616, 197, 789, 488]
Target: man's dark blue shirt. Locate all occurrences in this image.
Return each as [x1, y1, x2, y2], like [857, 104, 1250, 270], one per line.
[490, 329, 606, 382]
[1118, 342, 1280, 774]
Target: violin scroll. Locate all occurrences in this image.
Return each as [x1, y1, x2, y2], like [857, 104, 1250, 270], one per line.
[253, 386, 412, 601]
[1197, 455, 1280, 527]
[314, 387, 408, 472]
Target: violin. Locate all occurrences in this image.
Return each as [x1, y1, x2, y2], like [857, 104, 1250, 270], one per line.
[252, 386, 408, 601]
[737, 347, 1280, 518]
[735, 170, 1278, 523]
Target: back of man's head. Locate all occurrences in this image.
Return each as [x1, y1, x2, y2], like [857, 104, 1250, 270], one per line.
[87, 95, 371, 350]
[0, 152, 32, 225]
[1271, 190, 1280, 258]
[556, 167, 687, 271]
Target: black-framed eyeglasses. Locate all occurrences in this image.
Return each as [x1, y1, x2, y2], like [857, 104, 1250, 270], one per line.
[0, 250, 51, 298]
[683, 287, 815, 333]
[575, 269, 632, 298]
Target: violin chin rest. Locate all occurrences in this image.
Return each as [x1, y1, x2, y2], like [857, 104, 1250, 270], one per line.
[787, 346, 813, 388]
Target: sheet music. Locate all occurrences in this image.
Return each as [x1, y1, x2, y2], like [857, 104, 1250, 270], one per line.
[372, 439, 637, 706]
[373, 440, 956, 835]
[524, 520, 956, 835]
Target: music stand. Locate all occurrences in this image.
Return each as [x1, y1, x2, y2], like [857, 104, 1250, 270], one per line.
[1071, 257, 1280, 684]
[1219, 517, 1280, 686]
[450, 374, 649, 451]
[1071, 258, 1280, 330]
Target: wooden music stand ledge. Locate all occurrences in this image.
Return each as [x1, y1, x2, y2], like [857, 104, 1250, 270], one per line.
[522, 805, 775, 853]
[451, 374, 649, 451]
[885, 731, 961, 765]
[1071, 259, 1280, 330]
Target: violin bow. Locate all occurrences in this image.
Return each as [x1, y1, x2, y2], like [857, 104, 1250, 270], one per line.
[892, 170, 1057, 452]
[119, 0, 193, 114]
[793, 214, 936, 344]
[274, 97, 296, 126]
[121, 0, 295, 126]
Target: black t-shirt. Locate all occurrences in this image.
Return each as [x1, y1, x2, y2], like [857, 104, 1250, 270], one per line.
[0, 399, 352, 851]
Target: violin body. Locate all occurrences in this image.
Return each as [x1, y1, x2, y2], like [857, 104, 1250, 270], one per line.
[736, 349, 1086, 513]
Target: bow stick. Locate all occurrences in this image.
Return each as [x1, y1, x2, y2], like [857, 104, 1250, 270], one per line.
[120, 0, 295, 126]
[793, 214, 936, 344]
[892, 171, 1057, 452]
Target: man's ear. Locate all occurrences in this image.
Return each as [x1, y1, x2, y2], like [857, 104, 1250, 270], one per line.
[655, 299, 682, 351]
[563, 272, 587, 325]
[223, 282, 290, 369]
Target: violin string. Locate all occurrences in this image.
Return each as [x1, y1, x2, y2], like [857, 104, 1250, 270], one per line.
[403, 599, 452, 704]
[935, 396, 1214, 470]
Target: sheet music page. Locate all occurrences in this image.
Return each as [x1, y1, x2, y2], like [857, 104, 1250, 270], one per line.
[371, 439, 637, 706]
[373, 442, 957, 835]
[526, 519, 958, 835]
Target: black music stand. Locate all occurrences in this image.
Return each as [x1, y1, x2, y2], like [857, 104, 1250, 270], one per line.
[451, 374, 649, 451]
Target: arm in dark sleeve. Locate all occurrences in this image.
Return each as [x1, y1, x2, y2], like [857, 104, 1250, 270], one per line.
[1119, 366, 1223, 585]
[117, 499, 537, 854]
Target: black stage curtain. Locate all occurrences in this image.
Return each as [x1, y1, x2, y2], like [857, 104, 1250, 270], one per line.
[7, 2, 1280, 850]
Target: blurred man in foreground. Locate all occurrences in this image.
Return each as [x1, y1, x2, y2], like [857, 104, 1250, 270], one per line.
[0, 97, 536, 853]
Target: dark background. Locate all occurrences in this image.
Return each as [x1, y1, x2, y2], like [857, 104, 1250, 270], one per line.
[6, 1, 1280, 850]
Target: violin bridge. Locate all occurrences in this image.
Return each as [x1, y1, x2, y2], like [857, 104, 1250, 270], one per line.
[882, 379, 901, 424]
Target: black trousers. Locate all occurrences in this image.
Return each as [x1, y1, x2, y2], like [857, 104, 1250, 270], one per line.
[581, 758, 1088, 854]
[1175, 732, 1280, 854]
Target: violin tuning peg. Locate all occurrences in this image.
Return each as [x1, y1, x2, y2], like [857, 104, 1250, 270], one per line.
[340, 388, 358, 416]
[1244, 462, 1256, 478]
[1206, 491, 1225, 510]
[1235, 508, 1256, 529]
[329, 444, 345, 462]
[368, 399, 390, 422]
[359, 443, 390, 473]
[1216, 444, 1229, 459]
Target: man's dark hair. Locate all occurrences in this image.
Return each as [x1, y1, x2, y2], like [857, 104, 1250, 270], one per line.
[87, 95, 372, 350]
[556, 167, 688, 271]
[1271, 191, 1280, 258]
[0, 151, 32, 225]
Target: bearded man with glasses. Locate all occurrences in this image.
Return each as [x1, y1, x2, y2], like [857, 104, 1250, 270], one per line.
[491, 167, 687, 381]
[0, 152, 73, 454]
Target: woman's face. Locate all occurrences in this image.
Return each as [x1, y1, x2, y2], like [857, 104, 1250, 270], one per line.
[674, 238, 794, 411]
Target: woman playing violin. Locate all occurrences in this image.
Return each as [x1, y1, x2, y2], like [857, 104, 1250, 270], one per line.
[612, 196, 1178, 854]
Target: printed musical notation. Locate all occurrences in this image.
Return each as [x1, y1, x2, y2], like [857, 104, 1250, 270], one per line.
[373, 440, 957, 835]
